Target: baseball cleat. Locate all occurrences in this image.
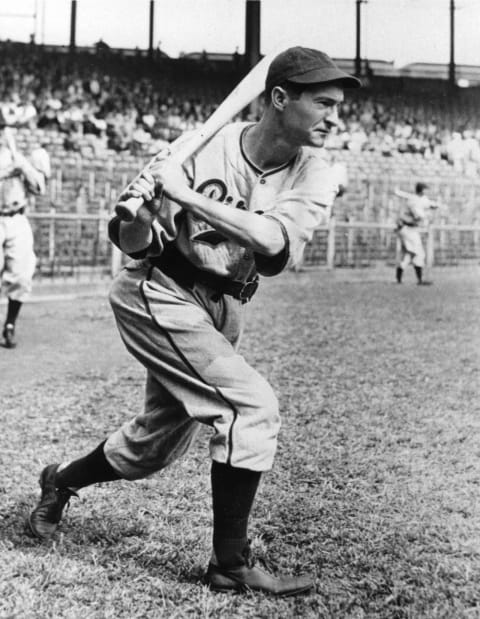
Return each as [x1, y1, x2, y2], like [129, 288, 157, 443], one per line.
[28, 464, 77, 540]
[417, 280, 433, 286]
[204, 553, 314, 596]
[2, 323, 16, 348]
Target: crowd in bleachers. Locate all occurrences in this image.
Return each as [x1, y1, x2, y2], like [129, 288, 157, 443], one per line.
[2, 40, 480, 193]
[0, 41, 231, 158]
[2, 41, 480, 176]
[1, 40, 480, 228]
[324, 96, 480, 178]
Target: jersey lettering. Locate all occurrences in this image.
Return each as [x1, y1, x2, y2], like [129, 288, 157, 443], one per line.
[196, 178, 246, 211]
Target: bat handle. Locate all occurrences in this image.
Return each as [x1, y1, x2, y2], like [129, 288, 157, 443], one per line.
[115, 195, 144, 222]
[114, 146, 174, 221]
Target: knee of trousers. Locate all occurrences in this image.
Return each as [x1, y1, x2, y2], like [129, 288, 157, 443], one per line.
[213, 377, 282, 472]
[103, 418, 201, 481]
[2, 276, 33, 302]
[412, 254, 425, 267]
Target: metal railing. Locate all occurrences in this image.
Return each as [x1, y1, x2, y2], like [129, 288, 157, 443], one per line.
[29, 210, 119, 278]
[28, 211, 480, 279]
[304, 220, 480, 268]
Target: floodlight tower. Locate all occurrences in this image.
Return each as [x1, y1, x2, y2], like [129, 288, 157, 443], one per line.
[448, 0, 456, 90]
[245, 0, 261, 71]
[355, 0, 367, 77]
[69, 0, 77, 53]
[148, 0, 155, 59]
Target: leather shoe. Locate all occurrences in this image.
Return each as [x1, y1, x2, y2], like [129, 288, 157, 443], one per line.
[2, 323, 16, 348]
[28, 464, 77, 540]
[204, 557, 314, 596]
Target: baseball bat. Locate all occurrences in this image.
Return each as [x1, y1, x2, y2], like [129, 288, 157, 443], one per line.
[115, 48, 283, 222]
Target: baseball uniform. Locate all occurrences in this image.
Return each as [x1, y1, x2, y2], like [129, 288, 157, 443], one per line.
[0, 145, 45, 303]
[104, 121, 339, 479]
[396, 192, 435, 268]
[28, 45, 361, 596]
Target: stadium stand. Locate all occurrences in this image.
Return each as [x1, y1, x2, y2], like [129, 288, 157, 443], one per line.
[1, 40, 479, 272]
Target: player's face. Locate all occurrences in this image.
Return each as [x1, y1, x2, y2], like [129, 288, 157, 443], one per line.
[282, 83, 344, 148]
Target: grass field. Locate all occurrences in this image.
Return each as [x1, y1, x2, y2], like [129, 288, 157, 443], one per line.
[1, 266, 479, 618]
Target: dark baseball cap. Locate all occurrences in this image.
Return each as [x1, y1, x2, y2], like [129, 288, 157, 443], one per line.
[415, 182, 428, 193]
[265, 46, 361, 93]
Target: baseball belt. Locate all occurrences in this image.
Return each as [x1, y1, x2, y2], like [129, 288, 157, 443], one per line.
[0, 207, 25, 217]
[148, 243, 259, 304]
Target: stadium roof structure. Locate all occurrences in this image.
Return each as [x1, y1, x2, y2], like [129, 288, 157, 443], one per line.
[178, 52, 480, 87]
[2, 0, 478, 87]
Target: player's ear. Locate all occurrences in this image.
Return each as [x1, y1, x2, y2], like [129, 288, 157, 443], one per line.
[271, 86, 288, 111]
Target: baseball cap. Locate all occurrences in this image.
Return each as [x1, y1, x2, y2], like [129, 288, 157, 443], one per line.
[265, 46, 361, 93]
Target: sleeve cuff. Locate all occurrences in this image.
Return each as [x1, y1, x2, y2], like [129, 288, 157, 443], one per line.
[108, 216, 161, 259]
[254, 217, 290, 277]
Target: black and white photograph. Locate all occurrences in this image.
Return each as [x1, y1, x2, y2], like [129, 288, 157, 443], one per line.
[0, 1, 479, 616]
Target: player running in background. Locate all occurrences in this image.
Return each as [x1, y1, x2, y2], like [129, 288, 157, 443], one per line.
[28, 47, 360, 596]
[0, 122, 46, 348]
[394, 182, 443, 286]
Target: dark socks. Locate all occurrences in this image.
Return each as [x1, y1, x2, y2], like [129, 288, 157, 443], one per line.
[55, 441, 121, 490]
[211, 461, 261, 567]
[414, 266, 423, 283]
[395, 267, 403, 283]
[5, 298, 22, 326]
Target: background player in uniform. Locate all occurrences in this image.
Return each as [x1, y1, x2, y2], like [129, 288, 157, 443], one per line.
[0, 122, 47, 348]
[394, 182, 443, 285]
[28, 47, 360, 595]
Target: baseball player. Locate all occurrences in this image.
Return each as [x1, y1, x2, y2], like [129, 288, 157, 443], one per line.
[28, 47, 360, 595]
[394, 182, 442, 285]
[0, 124, 46, 348]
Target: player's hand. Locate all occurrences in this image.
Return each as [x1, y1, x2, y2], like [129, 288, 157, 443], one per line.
[125, 171, 157, 204]
[148, 158, 190, 204]
[120, 171, 162, 226]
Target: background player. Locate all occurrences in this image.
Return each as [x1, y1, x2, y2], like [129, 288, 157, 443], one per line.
[0, 122, 47, 348]
[28, 47, 360, 595]
[394, 182, 443, 285]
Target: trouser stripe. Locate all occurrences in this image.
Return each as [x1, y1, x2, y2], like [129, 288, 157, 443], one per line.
[139, 268, 239, 466]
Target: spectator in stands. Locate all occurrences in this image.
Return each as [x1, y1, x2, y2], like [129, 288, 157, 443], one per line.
[1, 40, 480, 170]
[130, 122, 152, 156]
[446, 132, 466, 172]
[462, 129, 480, 178]
[378, 128, 395, 157]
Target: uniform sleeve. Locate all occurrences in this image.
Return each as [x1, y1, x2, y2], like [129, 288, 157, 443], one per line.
[108, 148, 195, 258]
[256, 158, 338, 274]
[16, 152, 46, 195]
[108, 197, 184, 259]
[30, 148, 52, 180]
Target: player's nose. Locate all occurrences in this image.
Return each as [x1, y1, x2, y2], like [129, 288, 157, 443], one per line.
[325, 106, 339, 129]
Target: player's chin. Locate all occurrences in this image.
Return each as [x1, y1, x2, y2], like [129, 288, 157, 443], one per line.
[308, 130, 328, 147]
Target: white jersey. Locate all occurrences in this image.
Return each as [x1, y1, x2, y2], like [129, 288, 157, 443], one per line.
[110, 122, 339, 278]
[400, 194, 434, 227]
[0, 146, 45, 213]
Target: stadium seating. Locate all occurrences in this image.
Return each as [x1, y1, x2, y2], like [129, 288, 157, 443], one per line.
[1, 41, 480, 225]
